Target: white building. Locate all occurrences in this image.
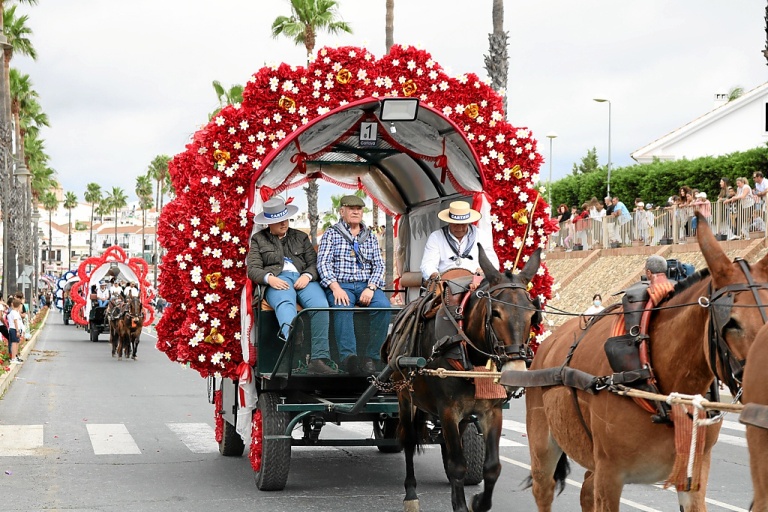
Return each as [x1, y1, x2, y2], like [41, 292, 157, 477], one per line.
[631, 82, 768, 163]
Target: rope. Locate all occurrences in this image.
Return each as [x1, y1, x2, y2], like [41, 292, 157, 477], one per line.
[612, 386, 743, 413]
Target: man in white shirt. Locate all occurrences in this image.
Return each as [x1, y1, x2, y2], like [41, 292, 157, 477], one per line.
[420, 201, 500, 287]
[109, 280, 123, 300]
[753, 171, 767, 210]
[125, 282, 140, 298]
[96, 281, 110, 307]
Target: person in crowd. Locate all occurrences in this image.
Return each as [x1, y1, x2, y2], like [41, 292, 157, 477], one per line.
[644, 203, 658, 245]
[247, 197, 336, 375]
[753, 171, 767, 210]
[421, 200, 500, 282]
[109, 279, 123, 300]
[724, 177, 754, 240]
[0, 295, 9, 343]
[604, 196, 615, 216]
[691, 192, 711, 232]
[582, 293, 605, 320]
[125, 282, 140, 298]
[633, 200, 646, 243]
[610, 196, 631, 244]
[96, 281, 110, 307]
[6, 298, 23, 363]
[589, 197, 605, 219]
[555, 204, 571, 249]
[318, 194, 390, 376]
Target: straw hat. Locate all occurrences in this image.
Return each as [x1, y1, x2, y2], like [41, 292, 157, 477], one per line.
[437, 201, 482, 224]
[254, 197, 299, 225]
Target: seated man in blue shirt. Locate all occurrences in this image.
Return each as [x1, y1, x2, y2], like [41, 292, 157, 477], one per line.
[318, 194, 390, 376]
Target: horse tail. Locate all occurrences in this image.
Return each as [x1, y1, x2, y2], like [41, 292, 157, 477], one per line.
[521, 452, 570, 496]
[414, 409, 429, 455]
[553, 453, 570, 495]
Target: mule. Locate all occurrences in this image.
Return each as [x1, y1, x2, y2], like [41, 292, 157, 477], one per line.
[115, 297, 143, 360]
[387, 246, 542, 512]
[742, 324, 768, 511]
[524, 213, 768, 511]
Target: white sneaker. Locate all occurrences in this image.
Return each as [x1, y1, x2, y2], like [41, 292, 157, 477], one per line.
[728, 234, 739, 241]
[10, 358, 19, 365]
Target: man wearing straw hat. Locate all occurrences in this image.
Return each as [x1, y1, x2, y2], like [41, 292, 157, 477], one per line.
[247, 197, 337, 375]
[420, 200, 500, 288]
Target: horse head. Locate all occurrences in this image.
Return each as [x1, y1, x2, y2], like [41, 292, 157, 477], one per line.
[465, 245, 542, 371]
[125, 297, 144, 329]
[696, 211, 768, 391]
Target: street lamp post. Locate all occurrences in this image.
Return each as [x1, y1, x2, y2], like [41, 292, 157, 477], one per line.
[14, 161, 31, 301]
[593, 98, 612, 198]
[546, 132, 558, 210]
[31, 210, 40, 304]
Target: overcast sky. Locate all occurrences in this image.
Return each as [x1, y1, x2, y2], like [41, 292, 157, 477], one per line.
[14, 0, 768, 210]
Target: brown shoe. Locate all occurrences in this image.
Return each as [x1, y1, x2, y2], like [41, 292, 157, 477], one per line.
[360, 357, 377, 376]
[307, 359, 339, 375]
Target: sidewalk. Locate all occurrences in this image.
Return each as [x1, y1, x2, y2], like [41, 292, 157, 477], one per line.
[0, 308, 49, 399]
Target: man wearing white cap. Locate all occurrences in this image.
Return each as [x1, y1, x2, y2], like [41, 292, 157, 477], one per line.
[420, 200, 500, 284]
[247, 197, 335, 375]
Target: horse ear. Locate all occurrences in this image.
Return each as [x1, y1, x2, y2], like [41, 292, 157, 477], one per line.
[519, 248, 542, 284]
[695, 211, 734, 281]
[478, 243, 503, 283]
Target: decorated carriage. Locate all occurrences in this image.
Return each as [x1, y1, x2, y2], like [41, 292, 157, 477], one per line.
[70, 245, 156, 342]
[156, 45, 555, 492]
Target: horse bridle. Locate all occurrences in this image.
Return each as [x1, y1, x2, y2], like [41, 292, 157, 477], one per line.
[123, 297, 144, 326]
[707, 258, 768, 394]
[476, 281, 538, 368]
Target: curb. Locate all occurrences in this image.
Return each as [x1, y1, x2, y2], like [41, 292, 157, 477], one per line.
[0, 308, 50, 399]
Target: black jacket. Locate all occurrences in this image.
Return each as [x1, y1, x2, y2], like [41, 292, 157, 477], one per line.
[246, 227, 319, 285]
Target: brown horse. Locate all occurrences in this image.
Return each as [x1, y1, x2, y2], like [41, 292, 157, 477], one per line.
[742, 324, 768, 511]
[388, 246, 541, 512]
[115, 297, 143, 360]
[524, 213, 768, 511]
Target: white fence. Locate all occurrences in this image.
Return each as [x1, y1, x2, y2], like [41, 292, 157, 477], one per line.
[550, 200, 767, 251]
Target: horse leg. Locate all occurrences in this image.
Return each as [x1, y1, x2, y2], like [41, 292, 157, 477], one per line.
[440, 411, 469, 512]
[132, 333, 139, 360]
[677, 448, 713, 512]
[469, 408, 502, 512]
[399, 396, 420, 512]
[591, 465, 623, 512]
[579, 471, 595, 512]
[749, 425, 768, 512]
[527, 389, 565, 512]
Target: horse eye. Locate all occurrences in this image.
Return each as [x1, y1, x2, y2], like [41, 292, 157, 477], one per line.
[491, 310, 501, 319]
[721, 318, 741, 336]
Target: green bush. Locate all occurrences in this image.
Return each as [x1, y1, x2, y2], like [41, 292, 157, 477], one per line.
[550, 144, 768, 210]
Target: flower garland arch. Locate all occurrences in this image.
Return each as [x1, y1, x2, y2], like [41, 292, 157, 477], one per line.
[157, 45, 557, 379]
[70, 245, 156, 326]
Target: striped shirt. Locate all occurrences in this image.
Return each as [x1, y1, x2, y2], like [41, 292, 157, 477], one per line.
[317, 223, 385, 288]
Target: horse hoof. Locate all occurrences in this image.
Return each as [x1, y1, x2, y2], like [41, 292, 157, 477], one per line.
[403, 499, 420, 512]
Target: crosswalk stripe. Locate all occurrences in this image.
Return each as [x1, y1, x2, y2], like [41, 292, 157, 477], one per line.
[722, 420, 745, 432]
[0, 425, 44, 456]
[717, 433, 747, 448]
[167, 423, 219, 453]
[87, 424, 141, 455]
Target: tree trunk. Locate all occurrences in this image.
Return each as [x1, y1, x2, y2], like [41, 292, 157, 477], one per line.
[142, 208, 146, 263]
[484, 0, 509, 117]
[69, 209, 73, 270]
[89, 204, 94, 257]
[385, 0, 394, 52]
[307, 180, 319, 246]
[48, 209, 52, 269]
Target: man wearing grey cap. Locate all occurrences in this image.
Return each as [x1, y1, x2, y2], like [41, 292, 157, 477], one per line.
[645, 255, 676, 305]
[318, 194, 389, 376]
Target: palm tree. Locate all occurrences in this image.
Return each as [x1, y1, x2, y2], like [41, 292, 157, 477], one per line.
[41, 190, 57, 268]
[63, 191, 78, 270]
[483, 0, 508, 116]
[84, 183, 102, 257]
[210, 80, 244, 118]
[147, 155, 170, 284]
[3, 4, 36, 134]
[135, 175, 153, 261]
[272, 0, 353, 246]
[104, 187, 128, 245]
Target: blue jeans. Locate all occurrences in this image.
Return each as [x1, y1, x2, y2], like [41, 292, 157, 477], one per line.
[264, 271, 330, 361]
[326, 281, 391, 361]
[98, 299, 109, 307]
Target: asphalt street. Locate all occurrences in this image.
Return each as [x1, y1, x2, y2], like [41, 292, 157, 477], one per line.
[0, 312, 754, 511]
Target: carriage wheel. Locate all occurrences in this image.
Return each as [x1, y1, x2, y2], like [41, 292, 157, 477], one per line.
[215, 391, 245, 457]
[89, 323, 99, 342]
[441, 422, 485, 486]
[373, 417, 402, 453]
[251, 391, 291, 491]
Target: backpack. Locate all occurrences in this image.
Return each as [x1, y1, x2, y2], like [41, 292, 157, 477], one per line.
[666, 259, 695, 282]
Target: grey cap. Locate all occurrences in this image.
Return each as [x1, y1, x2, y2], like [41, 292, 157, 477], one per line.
[340, 195, 365, 207]
[645, 255, 668, 274]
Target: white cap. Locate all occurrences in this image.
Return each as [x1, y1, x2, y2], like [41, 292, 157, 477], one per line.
[695, 192, 707, 199]
[637, 202, 644, 208]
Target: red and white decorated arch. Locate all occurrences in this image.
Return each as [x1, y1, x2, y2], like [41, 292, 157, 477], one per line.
[156, 45, 557, 380]
[70, 245, 156, 326]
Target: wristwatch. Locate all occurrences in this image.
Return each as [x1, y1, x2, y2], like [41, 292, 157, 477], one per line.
[366, 284, 377, 291]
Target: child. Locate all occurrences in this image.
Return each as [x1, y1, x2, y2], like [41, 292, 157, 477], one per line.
[7, 298, 23, 363]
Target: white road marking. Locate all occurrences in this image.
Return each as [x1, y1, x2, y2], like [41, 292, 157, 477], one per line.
[0, 425, 44, 456]
[722, 420, 745, 432]
[86, 424, 141, 455]
[718, 433, 747, 448]
[167, 423, 219, 453]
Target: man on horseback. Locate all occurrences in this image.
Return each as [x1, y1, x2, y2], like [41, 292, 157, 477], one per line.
[420, 201, 499, 291]
[317, 194, 389, 376]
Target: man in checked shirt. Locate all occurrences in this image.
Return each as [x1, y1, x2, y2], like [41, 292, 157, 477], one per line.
[318, 195, 390, 376]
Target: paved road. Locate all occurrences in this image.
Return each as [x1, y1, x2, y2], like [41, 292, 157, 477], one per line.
[0, 313, 754, 511]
